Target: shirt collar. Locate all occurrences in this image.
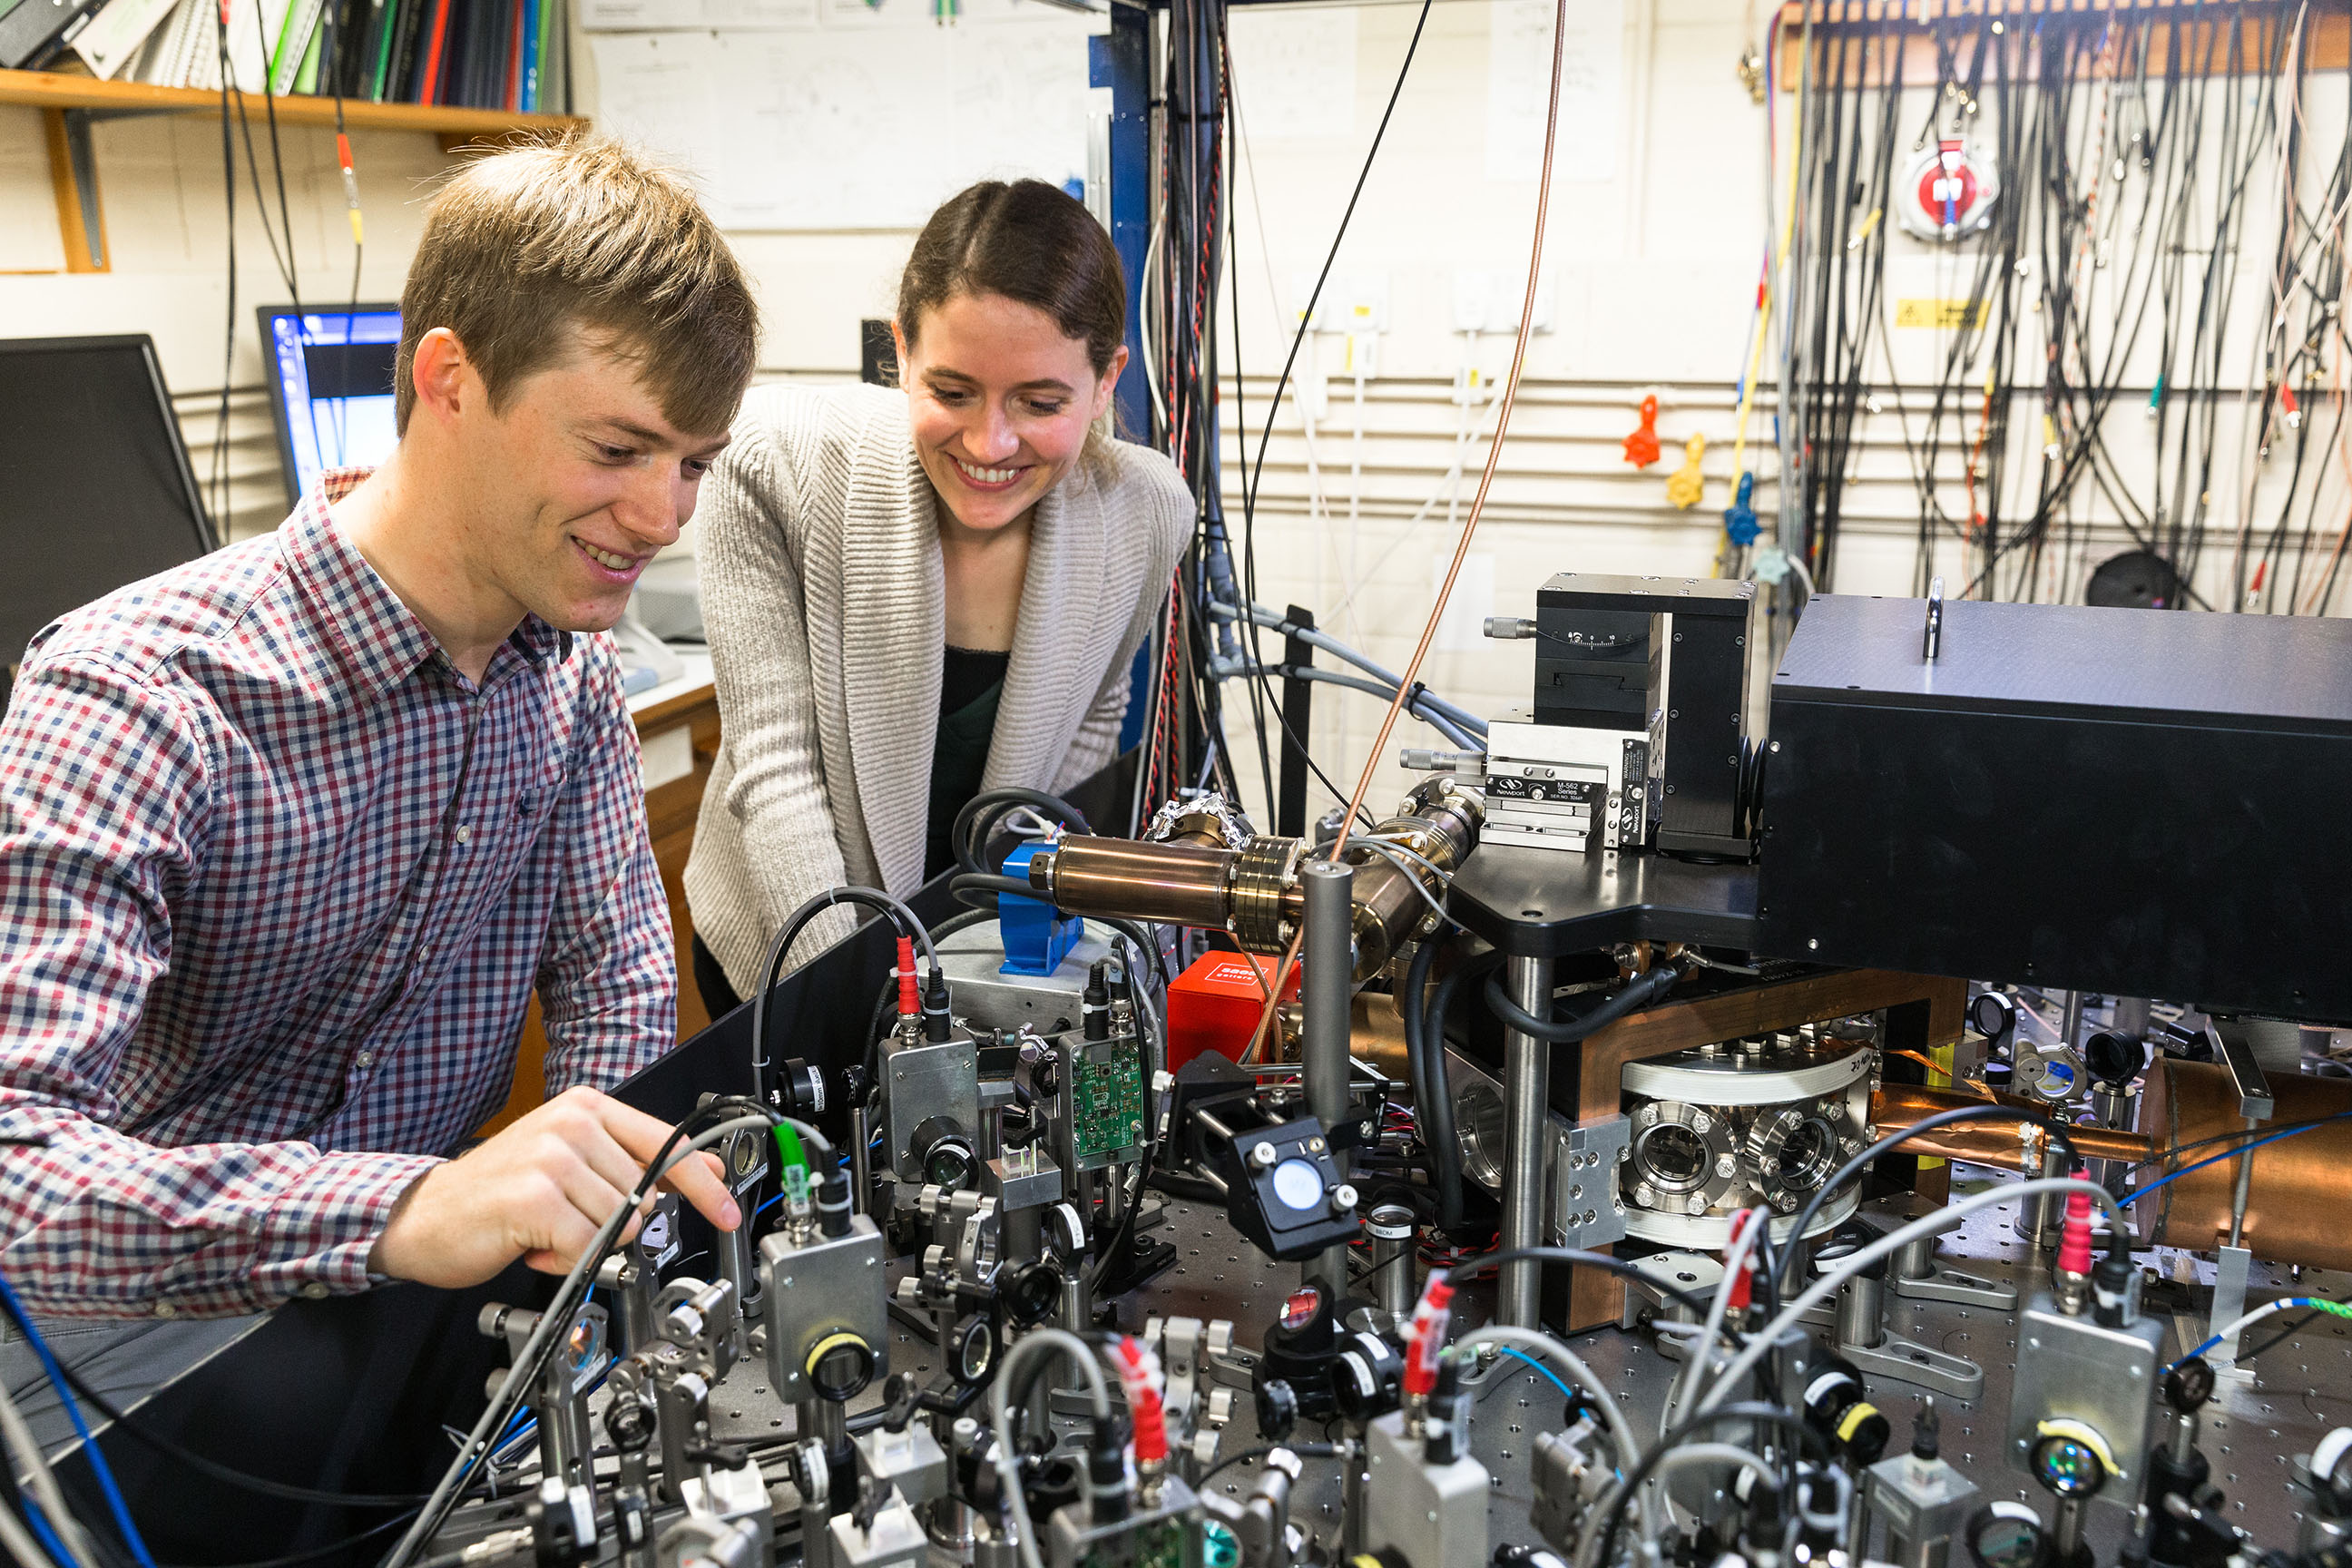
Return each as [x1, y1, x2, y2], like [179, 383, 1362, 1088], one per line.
[288, 468, 569, 694]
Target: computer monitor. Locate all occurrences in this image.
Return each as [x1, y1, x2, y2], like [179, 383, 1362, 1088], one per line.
[0, 335, 215, 672]
[257, 303, 402, 504]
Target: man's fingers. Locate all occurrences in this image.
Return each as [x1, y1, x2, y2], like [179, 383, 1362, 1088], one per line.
[566, 1115, 664, 1219]
[659, 1149, 739, 1232]
[596, 1097, 741, 1231]
[534, 1192, 608, 1274]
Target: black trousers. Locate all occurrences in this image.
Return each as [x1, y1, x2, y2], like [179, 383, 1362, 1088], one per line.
[691, 932, 743, 1019]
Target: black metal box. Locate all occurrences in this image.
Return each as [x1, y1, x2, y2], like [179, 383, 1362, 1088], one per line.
[1534, 573, 1755, 856]
[1755, 593, 2352, 1022]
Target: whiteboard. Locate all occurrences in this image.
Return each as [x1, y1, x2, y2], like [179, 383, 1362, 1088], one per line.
[1486, 0, 1621, 183]
[589, 6, 1097, 232]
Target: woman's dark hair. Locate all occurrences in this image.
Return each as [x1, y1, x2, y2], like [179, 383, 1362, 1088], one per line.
[897, 180, 1127, 377]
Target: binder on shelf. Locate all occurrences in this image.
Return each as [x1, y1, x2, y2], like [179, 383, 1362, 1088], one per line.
[290, 11, 320, 87]
[2, 0, 108, 71]
[70, 0, 181, 81]
[412, 0, 451, 102]
[268, 0, 324, 93]
[505, 0, 523, 112]
[516, 0, 537, 112]
[366, 0, 401, 99]
[387, 0, 425, 100]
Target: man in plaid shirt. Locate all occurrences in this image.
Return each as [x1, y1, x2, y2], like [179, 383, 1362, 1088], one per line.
[0, 138, 759, 1318]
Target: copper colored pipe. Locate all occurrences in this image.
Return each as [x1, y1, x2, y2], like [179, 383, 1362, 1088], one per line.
[1028, 837, 1236, 928]
[1869, 1082, 2152, 1166]
[2136, 1059, 2352, 1272]
[1259, 992, 1413, 1083]
[1877, 1072, 2352, 1273]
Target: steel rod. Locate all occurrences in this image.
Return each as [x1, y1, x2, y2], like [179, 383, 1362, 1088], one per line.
[1302, 859, 1357, 1299]
[1498, 953, 1555, 1327]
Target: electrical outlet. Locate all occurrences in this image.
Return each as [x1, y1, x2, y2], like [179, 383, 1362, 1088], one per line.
[1451, 269, 1555, 335]
[1288, 270, 1327, 332]
[1452, 271, 1496, 333]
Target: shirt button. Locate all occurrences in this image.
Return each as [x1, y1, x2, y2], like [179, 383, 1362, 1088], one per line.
[152, 1302, 177, 1319]
[454, 825, 472, 845]
[300, 1283, 329, 1300]
[355, 1051, 375, 1070]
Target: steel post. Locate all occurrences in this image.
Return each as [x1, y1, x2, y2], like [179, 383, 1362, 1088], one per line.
[1499, 954, 1555, 1327]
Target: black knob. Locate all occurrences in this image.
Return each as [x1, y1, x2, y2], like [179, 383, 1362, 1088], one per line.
[1256, 1377, 1299, 1442]
[603, 1391, 654, 1453]
[880, 1372, 921, 1433]
[1913, 1396, 1942, 1461]
[1083, 963, 1111, 1042]
[775, 1057, 827, 1119]
[2165, 1358, 2216, 1415]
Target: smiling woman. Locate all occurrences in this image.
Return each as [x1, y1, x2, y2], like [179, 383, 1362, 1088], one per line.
[682, 181, 1196, 1013]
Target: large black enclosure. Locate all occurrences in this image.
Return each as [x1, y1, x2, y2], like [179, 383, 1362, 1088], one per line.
[1755, 593, 2352, 1022]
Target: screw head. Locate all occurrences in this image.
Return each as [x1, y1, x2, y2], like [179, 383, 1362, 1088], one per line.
[1251, 1142, 1278, 1168]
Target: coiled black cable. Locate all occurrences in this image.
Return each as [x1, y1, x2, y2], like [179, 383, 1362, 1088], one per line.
[1481, 965, 1681, 1044]
[951, 789, 1094, 878]
[750, 887, 934, 1104]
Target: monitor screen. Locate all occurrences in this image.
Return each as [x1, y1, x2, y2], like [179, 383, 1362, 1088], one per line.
[258, 304, 402, 504]
[0, 335, 214, 671]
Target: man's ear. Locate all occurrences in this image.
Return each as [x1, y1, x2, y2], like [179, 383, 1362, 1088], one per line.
[409, 328, 473, 429]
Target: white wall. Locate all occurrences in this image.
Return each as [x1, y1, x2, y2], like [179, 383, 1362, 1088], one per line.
[0, 108, 451, 540]
[5, 2, 2340, 834]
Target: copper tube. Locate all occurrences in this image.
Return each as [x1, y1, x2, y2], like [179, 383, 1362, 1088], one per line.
[1027, 837, 1236, 928]
[1028, 789, 1479, 982]
[1868, 1082, 2152, 1167]
[1876, 1071, 2352, 1272]
[1257, 991, 1410, 1083]
[2136, 1059, 2352, 1271]
[1343, 793, 1482, 979]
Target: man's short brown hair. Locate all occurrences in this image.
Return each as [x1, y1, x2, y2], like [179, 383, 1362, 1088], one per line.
[396, 134, 758, 438]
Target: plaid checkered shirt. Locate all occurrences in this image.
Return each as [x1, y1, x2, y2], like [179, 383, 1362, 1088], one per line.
[0, 471, 675, 1318]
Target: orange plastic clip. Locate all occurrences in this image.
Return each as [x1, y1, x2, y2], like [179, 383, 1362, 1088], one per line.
[1622, 395, 1661, 469]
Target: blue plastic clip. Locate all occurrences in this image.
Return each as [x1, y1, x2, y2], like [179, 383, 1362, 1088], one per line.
[1722, 471, 1761, 546]
[995, 840, 1083, 976]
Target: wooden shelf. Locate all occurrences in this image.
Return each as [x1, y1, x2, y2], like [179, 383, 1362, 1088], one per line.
[4, 66, 583, 272]
[0, 66, 583, 139]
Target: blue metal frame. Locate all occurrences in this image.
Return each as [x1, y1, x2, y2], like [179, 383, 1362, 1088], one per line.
[1093, 15, 1156, 446]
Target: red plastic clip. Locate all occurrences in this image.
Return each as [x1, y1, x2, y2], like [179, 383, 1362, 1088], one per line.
[2056, 1190, 2094, 1278]
[1403, 1272, 1455, 1398]
[1725, 1208, 1760, 1313]
[1112, 1338, 1168, 1464]
[1623, 395, 1662, 469]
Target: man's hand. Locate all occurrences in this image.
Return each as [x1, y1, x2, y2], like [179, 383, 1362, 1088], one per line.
[367, 1086, 740, 1289]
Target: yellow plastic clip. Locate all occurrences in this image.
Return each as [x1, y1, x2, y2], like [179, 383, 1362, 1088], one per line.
[1666, 431, 1708, 509]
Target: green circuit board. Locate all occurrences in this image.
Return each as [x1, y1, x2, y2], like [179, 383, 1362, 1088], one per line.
[1069, 1031, 1146, 1169]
